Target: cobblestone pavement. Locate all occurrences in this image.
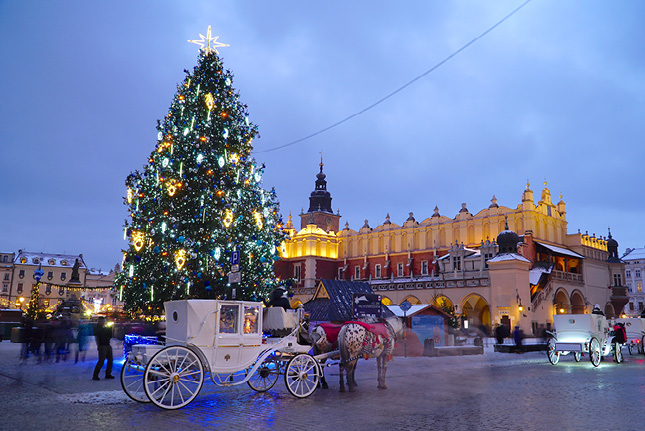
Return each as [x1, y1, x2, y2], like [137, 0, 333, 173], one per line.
[1, 340, 645, 431]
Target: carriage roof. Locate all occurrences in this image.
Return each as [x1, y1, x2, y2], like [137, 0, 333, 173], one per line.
[552, 314, 608, 341]
[164, 299, 263, 347]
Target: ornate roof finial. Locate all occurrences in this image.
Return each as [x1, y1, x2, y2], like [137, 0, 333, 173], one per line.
[319, 151, 324, 172]
[526, 179, 530, 190]
[544, 178, 548, 188]
[504, 214, 509, 230]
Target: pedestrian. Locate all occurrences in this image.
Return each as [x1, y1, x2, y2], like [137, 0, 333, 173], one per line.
[92, 317, 114, 380]
[495, 324, 504, 345]
[75, 319, 90, 363]
[513, 326, 523, 353]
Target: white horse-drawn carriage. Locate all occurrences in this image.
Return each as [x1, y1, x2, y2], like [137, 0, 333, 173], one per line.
[120, 299, 337, 409]
[616, 317, 645, 355]
[546, 314, 623, 367]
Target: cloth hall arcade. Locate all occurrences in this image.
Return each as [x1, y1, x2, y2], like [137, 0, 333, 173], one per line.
[274, 164, 627, 336]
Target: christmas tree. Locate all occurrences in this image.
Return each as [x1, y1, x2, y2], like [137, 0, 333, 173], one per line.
[117, 27, 285, 315]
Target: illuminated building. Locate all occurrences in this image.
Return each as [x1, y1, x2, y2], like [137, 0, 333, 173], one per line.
[277, 167, 627, 335]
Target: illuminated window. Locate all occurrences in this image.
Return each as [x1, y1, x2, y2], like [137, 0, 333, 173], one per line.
[48, 259, 55, 265]
[47, 271, 53, 280]
[243, 306, 259, 334]
[375, 264, 381, 278]
[20, 257, 27, 264]
[17, 283, 23, 294]
[19, 270, 24, 279]
[638, 282, 643, 293]
[219, 304, 238, 334]
[422, 261, 429, 275]
[397, 263, 404, 277]
[61, 272, 67, 281]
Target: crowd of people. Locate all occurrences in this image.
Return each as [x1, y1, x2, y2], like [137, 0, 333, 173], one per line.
[20, 316, 92, 364]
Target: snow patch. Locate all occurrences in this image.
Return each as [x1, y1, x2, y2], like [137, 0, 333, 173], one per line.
[59, 391, 132, 405]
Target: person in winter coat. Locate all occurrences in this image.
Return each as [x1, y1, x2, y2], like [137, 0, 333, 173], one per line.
[92, 317, 114, 380]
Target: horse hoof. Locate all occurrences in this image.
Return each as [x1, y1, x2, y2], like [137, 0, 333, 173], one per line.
[339, 387, 345, 393]
[378, 384, 388, 389]
[322, 382, 329, 389]
[349, 386, 355, 393]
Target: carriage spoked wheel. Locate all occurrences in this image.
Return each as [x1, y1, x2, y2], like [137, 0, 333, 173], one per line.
[284, 354, 321, 398]
[641, 336, 645, 355]
[247, 360, 280, 392]
[589, 337, 601, 367]
[627, 343, 634, 355]
[121, 353, 150, 403]
[573, 352, 582, 362]
[613, 343, 623, 363]
[144, 346, 204, 410]
[547, 338, 560, 365]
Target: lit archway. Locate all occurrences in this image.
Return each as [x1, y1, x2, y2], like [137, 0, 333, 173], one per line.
[605, 303, 616, 318]
[402, 295, 421, 305]
[460, 294, 491, 330]
[553, 288, 570, 314]
[570, 290, 585, 314]
[431, 295, 454, 314]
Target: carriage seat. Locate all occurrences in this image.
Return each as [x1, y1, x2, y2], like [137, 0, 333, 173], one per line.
[263, 307, 299, 332]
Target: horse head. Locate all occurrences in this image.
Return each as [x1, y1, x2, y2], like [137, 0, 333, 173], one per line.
[385, 315, 405, 339]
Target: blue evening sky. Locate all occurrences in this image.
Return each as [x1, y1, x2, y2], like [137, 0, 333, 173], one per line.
[1, 1, 643, 271]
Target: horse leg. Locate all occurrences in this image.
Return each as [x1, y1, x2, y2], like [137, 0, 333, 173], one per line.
[338, 362, 345, 392]
[347, 360, 358, 392]
[318, 358, 329, 389]
[377, 355, 388, 389]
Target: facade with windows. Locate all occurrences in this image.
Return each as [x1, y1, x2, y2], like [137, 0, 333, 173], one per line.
[8, 251, 88, 313]
[0, 252, 15, 308]
[622, 247, 645, 316]
[275, 166, 626, 335]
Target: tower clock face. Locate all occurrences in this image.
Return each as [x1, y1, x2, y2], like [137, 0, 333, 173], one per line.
[326, 217, 332, 226]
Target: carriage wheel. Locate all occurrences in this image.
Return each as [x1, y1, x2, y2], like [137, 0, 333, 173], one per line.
[144, 346, 204, 410]
[247, 360, 280, 392]
[614, 344, 623, 363]
[642, 336, 645, 355]
[573, 352, 581, 362]
[628, 343, 634, 355]
[589, 338, 601, 367]
[121, 353, 150, 403]
[547, 338, 560, 365]
[284, 354, 320, 398]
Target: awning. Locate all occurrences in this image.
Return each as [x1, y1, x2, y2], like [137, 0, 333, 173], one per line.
[535, 241, 584, 259]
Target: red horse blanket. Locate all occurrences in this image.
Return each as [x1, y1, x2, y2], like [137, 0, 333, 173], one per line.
[318, 323, 344, 345]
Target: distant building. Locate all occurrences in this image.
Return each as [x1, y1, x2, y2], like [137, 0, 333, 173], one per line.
[2, 250, 122, 315]
[276, 166, 627, 336]
[0, 252, 15, 308]
[622, 247, 645, 316]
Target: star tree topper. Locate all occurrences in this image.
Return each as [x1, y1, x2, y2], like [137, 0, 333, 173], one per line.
[188, 25, 229, 54]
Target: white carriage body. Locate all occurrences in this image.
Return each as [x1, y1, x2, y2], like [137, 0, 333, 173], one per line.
[164, 299, 264, 373]
[553, 314, 609, 352]
[615, 317, 645, 342]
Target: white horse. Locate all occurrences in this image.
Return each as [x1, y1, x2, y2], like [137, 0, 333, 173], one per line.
[337, 315, 403, 392]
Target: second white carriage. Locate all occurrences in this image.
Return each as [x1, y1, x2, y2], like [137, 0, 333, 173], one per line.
[546, 314, 622, 367]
